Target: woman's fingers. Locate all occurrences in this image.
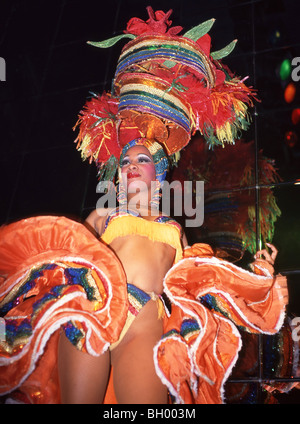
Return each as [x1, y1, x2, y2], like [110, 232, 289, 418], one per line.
[254, 243, 278, 265]
[266, 243, 278, 263]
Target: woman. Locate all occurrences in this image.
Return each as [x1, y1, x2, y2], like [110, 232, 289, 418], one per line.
[58, 138, 188, 404]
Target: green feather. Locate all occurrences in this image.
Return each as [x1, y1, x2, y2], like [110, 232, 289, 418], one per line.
[211, 40, 237, 60]
[98, 155, 118, 183]
[183, 18, 216, 41]
[87, 33, 135, 49]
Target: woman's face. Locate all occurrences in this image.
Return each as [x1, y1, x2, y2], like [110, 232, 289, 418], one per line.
[120, 145, 156, 191]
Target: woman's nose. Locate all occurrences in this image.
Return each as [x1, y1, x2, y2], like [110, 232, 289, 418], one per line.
[128, 161, 138, 170]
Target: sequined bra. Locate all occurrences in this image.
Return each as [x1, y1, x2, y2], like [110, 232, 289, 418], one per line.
[101, 208, 183, 263]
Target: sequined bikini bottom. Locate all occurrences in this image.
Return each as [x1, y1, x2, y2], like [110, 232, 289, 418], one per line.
[110, 283, 165, 350]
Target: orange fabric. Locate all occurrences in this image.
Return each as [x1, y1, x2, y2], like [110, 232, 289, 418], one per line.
[103, 369, 117, 404]
[0, 216, 127, 403]
[183, 243, 214, 258]
[0, 220, 287, 404]
[154, 243, 287, 404]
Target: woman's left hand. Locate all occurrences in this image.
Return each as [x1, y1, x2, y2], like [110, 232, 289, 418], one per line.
[254, 243, 288, 305]
[254, 243, 278, 265]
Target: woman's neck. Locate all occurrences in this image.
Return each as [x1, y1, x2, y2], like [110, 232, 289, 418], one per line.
[124, 194, 159, 217]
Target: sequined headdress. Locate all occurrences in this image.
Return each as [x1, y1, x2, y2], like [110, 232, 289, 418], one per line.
[74, 7, 256, 181]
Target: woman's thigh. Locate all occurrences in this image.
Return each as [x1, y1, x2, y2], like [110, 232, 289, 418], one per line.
[58, 332, 111, 404]
[111, 300, 168, 404]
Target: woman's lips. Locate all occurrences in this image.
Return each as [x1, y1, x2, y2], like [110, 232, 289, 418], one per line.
[127, 172, 140, 179]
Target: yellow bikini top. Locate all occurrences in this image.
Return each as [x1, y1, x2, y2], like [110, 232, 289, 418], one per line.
[100, 208, 183, 263]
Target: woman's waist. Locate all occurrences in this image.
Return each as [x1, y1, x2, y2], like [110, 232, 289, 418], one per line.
[109, 235, 176, 264]
[125, 267, 165, 295]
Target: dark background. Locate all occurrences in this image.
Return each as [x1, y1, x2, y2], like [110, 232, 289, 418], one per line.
[1, 0, 300, 403]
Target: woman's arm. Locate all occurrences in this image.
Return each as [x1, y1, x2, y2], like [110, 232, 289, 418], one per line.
[84, 208, 108, 238]
[181, 231, 189, 249]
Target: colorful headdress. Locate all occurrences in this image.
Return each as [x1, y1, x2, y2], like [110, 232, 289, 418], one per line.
[172, 137, 282, 260]
[74, 7, 256, 181]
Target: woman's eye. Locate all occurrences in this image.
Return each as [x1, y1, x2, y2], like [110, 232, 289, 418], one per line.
[121, 159, 130, 166]
[138, 157, 151, 163]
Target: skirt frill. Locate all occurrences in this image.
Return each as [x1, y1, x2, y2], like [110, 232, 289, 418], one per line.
[0, 216, 127, 403]
[154, 243, 288, 404]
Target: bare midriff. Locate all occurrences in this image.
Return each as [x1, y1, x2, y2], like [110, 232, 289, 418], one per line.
[108, 233, 176, 294]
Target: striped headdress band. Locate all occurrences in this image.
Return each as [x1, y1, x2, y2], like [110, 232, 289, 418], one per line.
[114, 34, 216, 88]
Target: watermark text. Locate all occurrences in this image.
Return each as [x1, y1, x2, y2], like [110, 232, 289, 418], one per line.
[291, 316, 300, 342]
[292, 57, 300, 82]
[95, 180, 204, 228]
[0, 57, 6, 81]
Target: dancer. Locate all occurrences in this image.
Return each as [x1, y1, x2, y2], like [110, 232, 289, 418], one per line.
[59, 137, 187, 404]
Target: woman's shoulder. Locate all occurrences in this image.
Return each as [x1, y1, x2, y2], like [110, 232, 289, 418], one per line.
[86, 207, 116, 220]
[84, 207, 115, 236]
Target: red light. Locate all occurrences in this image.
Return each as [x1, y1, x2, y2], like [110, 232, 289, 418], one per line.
[291, 108, 300, 125]
[284, 82, 296, 103]
[284, 130, 298, 147]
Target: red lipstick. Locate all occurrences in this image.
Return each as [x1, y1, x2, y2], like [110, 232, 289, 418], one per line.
[127, 172, 140, 179]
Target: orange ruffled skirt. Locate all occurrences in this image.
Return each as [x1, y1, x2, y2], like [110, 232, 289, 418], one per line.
[0, 216, 128, 403]
[0, 217, 287, 404]
[155, 244, 288, 404]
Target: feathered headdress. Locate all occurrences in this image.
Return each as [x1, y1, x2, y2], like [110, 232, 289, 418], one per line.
[74, 6, 256, 181]
[171, 137, 281, 260]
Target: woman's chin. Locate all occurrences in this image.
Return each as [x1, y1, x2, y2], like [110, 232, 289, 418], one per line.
[127, 180, 149, 192]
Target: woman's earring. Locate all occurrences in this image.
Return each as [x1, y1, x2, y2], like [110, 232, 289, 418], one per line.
[150, 180, 161, 211]
[117, 180, 127, 209]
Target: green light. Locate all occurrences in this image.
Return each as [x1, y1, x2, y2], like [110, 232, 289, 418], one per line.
[279, 59, 291, 80]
